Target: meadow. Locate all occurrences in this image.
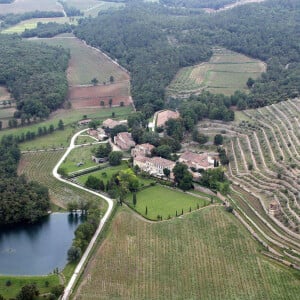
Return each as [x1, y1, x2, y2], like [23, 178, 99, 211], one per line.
[126, 185, 209, 220]
[167, 48, 266, 97]
[34, 36, 129, 86]
[74, 206, 300, 299]
[0, 274, 59, 299]
[18, 150, 107, 212]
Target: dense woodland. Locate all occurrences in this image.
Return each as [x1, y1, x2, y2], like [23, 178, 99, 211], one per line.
[0, 35, 69, 118]
[21, 22, 72, 38]
[0, 136, 50, 226]
[75, 0, 300, 115]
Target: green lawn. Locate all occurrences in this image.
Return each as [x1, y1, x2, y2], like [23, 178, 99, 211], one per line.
[76, 162, 128, 185]
[0, 274, 59, 299]
[75, 135, 98, 145]
[126, 185, 209, 220]
[60, 144, 99, 173]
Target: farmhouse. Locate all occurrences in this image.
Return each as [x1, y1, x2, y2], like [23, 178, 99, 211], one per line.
[114, 132, 136, 150]
[179, 151, 215, 170]
[102, 118, 126, 129]
[131, 143, 155, 158]
[156, 110, 180, 128]
[133, 155, 175, 178]
[87, 128, 108, 141]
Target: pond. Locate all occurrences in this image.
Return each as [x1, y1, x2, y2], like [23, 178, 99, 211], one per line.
[0, 213, 84, 275]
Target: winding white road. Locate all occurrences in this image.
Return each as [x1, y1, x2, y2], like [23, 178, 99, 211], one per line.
[52, 129, 114, 300]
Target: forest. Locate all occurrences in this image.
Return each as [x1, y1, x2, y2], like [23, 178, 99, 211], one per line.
[75, 0, 300, 115]
[0, 136, 50, 226]
[0, 35, 69, 118]
[21, 22, 72, 38]
[160, 0, 236, 9]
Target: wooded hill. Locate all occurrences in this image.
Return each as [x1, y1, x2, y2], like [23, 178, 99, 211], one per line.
[0, 35, 69, 119]
[0, 135, 50, 226]
[75, 0, 300, 116]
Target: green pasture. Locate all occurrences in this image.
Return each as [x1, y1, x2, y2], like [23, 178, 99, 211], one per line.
[126, 185, 209, 220]
[0, 274, 59, 299]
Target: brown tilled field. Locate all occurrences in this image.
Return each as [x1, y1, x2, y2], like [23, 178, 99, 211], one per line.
[68, 81, 131, 109]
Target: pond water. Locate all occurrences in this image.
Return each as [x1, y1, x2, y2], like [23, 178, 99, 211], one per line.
[0, 213, 84, 275]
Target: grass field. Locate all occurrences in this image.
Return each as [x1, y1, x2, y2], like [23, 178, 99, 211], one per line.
[2, 17, 71, 34]
[167, 48, 266, 97]
[34, 36, 129, 86]
[0, 0, 62, 14]
[76, 161, 128, 185]
[126, 185, 209, 220]
[0, 274, 59, 299]
[59, 144, 99, 173]
[75, 135, 97, 145]
[18, 150, 107, 212]
[0, 106, 132, 150]
[75, 206, 300, 299]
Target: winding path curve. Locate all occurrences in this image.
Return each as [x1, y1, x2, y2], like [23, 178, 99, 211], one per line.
[52, 129, 114, 300]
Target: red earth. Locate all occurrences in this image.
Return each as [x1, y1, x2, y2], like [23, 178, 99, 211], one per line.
[68, 81, 132, 109]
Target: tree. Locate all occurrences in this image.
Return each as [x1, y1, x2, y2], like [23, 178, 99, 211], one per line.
[109, 151, 123, 166]
[49, 124, 54, 133]
[152, 145, 172, 159]
[94, 143, 112, 158]
[85, 175, 102, 190]
[163, 168, 170, 178]
[247, 77, 255, 88]
[16, 284, 39, 300]
[58, 119, 64, 130]
[214, 134, 223, 145]
[133, 193, 137, 206]
[67, 246, 81, 262]
[109, 75, 114, 83]
[100, 100, 105, 106]
[0, 121, 2, 130]
[91, 77, 98, 85]
[173, 163, 193, 191]
[109, 98, 113, 107]
[51, 285, 64, 298]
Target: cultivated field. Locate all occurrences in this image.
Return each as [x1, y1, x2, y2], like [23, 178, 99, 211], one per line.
[198, 98, 300, 266]
[18, 150, 107, 211]
[35, 36, 129, 86]
[65, 0, 124, 17]
[126, 185, 209, 220]
[68, 82, 131, 109]
[167, 48, 266, 97]
[74, 206, 300, 299]
[2, 17, 71, 34]
[0, 0, 62, 14]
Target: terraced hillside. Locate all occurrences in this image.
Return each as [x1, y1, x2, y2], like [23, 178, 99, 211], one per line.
[198, 98, 300, 266]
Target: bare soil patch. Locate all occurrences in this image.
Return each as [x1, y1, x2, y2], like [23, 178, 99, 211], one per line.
[68, 81, 132, 109]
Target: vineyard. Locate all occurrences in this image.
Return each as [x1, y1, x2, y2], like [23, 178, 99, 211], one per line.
[167, 48, 265, 97]
[74, 206, 300, 300]
[198, 98, 300, 266]
[18, 150, 107, 211]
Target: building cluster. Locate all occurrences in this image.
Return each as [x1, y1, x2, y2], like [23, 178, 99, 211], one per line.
[88, 116, 218, 180]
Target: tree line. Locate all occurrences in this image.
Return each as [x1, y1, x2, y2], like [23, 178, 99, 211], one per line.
[21, 22, 72, 38]
[0, 35, 69, 119]
[0, 135, 50, 226]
